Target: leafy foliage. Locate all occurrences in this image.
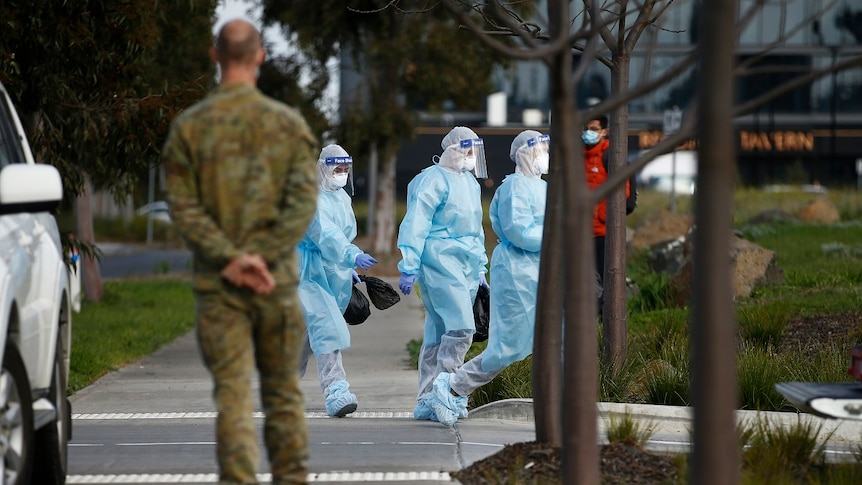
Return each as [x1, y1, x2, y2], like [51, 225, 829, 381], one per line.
[257, 54, 332, 140]
[0, 0, 218, 200]
[260, 0, 513, 162]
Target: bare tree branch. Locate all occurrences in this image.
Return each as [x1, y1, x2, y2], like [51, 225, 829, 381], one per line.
[571, 1, 606, 90]
[440, 0, 580, 60]
[594, 51, 862, 203]
[587, 0, 618, 48]
[581, 46, 699, 124]
[624, 0, 659, 52]
[734, 0, 840, 73]
[594, 101, 698, 203]
[348, 1, 399, 14]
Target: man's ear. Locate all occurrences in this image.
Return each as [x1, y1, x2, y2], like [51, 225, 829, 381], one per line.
[209, 46, 219, 64]
[256, 47, 266, 66]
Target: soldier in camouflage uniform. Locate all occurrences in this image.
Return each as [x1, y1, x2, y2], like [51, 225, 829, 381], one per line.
[162, 19, 318, 485]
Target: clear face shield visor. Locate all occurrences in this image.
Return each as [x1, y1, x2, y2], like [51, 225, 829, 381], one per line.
[324, 156, 354, 194]
[516, 134, 550, 176]
[526, 134, 550, 159]
[459, 138, 488, 179]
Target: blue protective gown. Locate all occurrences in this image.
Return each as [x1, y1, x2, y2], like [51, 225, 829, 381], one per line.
[298, 188, 363, 355]
[448, 172, 546, 397]
[480, 173, 546, 370]
[397, 164, 488, 345]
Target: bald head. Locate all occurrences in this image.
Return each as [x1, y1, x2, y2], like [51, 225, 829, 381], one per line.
[214, 19, 263, 66]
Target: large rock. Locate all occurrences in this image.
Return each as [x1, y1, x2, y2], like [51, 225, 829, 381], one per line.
[630, 210, 694, 251]
[798, 197, 840, 223]
[648, 228, 785, 306]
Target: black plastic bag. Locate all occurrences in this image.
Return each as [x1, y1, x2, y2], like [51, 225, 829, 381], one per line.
[344, 284, 371, 325]
[358, 275, 401, 310]
[472, 284, 490, 342]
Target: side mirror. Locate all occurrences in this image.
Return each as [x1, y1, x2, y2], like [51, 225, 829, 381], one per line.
[0, 164, 63, 215]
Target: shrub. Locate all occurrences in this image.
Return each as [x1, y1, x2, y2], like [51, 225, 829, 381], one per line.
[737, 304, 791, 350]
[740, 414, 832, 483]
[604, 409, 656, 447]
[736, 343, 791, 412]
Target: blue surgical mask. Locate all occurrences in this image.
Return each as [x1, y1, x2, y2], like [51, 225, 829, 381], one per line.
[582, 130, 601, 145]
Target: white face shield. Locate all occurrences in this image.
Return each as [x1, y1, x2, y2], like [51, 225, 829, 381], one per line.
[526, 134, 550, 176]
[458, 138, 488, 178]
[322, 156, 354, 194]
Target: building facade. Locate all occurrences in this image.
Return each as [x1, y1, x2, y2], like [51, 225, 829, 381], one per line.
[385, 0, 862, 197]
[496, 0, 862, 188]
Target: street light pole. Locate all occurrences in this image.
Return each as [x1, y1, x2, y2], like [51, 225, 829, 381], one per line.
[831, 46, 838, 169]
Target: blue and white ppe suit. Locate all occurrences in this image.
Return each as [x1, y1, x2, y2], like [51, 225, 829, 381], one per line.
[298, 144, 373, 417]
[397, 126, 488, 417]
[447, 130, 548, 400]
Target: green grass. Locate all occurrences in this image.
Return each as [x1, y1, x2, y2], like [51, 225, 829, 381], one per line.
[604, 410, 656, 447]
[69, 278, 195, 393]
[739, 415, 833, 484]
[406, 189, 862, 414]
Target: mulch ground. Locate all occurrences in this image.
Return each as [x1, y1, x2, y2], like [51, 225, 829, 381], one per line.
[451, 440, 679, 484]
[452, 312, 862, 484]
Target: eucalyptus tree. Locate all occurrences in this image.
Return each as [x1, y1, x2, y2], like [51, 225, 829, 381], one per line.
[0, 0, 217, 197]
[1, 0, 219, 300]
[260, 0, 514, 254]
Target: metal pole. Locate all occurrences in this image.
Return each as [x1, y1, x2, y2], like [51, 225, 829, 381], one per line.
[831, 47, 837, 170]
[146, 165, 155, 246]
[367, 143, 378, 237]
[670, 149, 677, 214]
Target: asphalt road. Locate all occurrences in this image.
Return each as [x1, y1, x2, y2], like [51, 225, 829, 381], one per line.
[68, 272, 536, 484]
[97, 243, 192, 279]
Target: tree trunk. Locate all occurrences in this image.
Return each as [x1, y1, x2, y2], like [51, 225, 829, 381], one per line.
[76, 177, 103, 303]
[690, 0, 738, 484]
[603, 53, 631, 374]
[533, 135, 564, 446]
[561, 126, 600, 485]
[366, 143, 378, 236]
[549, 0, 599, 480]
[372, 144, 397, 255]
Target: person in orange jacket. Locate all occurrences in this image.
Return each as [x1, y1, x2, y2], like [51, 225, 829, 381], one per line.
[583, 115, 636, 318]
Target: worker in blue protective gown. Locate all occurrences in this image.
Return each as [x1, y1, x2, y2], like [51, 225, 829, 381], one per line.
[298, 144, 378, 417]
[397, 126, 490, 426]
[429, 130, 549, 426]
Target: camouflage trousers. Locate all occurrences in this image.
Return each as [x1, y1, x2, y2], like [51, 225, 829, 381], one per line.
[196, 285, 309, 485]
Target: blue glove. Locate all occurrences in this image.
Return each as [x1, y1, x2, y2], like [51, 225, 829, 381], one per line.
[479, 273, 489, 289]
[355, 253, 378, 270]
[352, 270, 361, 284]
[399, 272, 417, 295]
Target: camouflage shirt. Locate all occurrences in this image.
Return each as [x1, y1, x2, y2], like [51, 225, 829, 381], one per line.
[162, 83, 319, 292]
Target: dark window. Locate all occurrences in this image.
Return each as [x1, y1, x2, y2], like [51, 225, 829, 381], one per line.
[737, 55, 812, 113]
[0, 95, 26, 168]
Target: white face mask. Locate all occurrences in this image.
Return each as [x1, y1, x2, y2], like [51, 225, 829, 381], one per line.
[533, 153, 550, 176]
[462, 156, 477, 172]
[332, 173, 349, 188]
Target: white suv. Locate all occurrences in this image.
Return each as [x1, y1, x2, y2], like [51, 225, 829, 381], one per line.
[0, 81, 73, 484]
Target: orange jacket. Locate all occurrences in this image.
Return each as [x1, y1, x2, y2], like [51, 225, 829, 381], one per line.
[584, 139, 629, 238]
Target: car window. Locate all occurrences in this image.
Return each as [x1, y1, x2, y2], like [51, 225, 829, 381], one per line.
[0, 95, 27, 168]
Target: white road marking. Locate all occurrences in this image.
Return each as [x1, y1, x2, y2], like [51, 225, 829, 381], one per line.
[67, 471, 451, 483]
[115, 441, 215, 446]
[73, 440, 458, 448]
[73, 411, 413, 420]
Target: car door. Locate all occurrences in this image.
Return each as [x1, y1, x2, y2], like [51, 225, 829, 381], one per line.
[0, 89, 49, 382]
